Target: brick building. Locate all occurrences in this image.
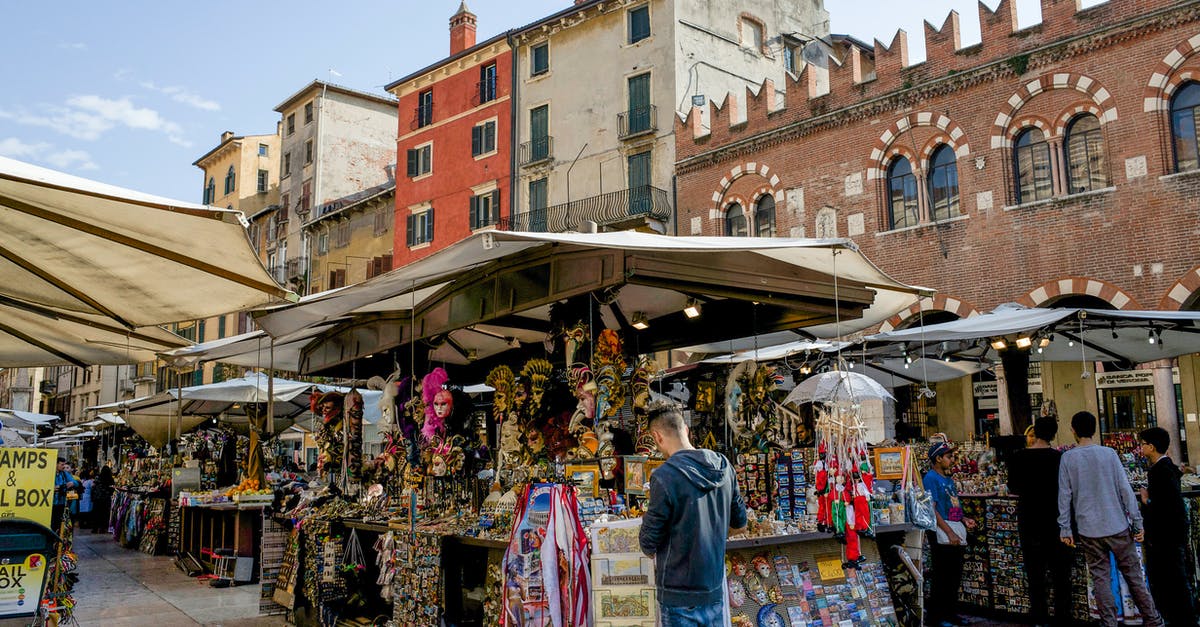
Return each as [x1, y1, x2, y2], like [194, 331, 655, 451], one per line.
[386, 2, 512, 266]
[675, 0, 1200, 461]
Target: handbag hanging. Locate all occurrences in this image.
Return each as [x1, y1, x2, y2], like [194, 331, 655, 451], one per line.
[901, 447, 936, 532]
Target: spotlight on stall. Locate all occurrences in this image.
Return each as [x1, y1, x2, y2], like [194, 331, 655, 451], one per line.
[1015, 336, 1033, 349]
[990, 338, 1007, 351]
[631, 312, 650, 330]
[683, 298, 701, 319]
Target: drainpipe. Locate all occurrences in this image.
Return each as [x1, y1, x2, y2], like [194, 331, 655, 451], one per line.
[506, 31, 520, 224]
[672, 174, 678, 236]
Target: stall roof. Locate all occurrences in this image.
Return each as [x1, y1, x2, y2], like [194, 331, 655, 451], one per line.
[157, 323, 340, 372]
[0, 408, 59, 425]
[253, 231, 928, 373]
[0, 156, 297, 366]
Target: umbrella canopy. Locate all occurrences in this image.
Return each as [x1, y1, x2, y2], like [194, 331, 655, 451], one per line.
[0, 427, 29, 447]
[254, 231, 928, 373]
[785, 371, 895, 406]
[0, 156, 296, 366]
[157, 323, 340, 372]
[0, 408, 59, 425]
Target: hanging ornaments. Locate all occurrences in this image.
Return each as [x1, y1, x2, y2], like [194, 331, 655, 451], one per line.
[631, 357, 657, 456]
[344, 389, 364, 484]
[313, 391, 345, 478]
[811, 401, 876, 569]
[565, 364, 599, 460]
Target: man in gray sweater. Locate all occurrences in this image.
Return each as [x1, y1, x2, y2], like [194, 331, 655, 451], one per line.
[1058, 411, 1162, 627]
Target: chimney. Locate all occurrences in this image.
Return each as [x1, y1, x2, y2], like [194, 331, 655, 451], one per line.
[450, 1, 477, 55]
[221, 131, 234, 143]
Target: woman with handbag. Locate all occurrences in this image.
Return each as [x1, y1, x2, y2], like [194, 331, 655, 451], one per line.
[922, 441, 976, 627]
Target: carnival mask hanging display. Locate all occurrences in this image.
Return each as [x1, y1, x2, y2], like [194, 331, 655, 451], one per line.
[566, 364, 599, 459]
[631, 357, 657, 456]
[313, 391, 345, 476]
[344, 389, 364, 483]
[520, 358, 553, 417]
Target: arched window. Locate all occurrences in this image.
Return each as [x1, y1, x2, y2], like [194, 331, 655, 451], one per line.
[725, 203, 748, 236]
[754, 195, 775, 237]
[1065, 114, 1106, 193]
[926, 145, 959, 222]
[224, 166, 236, 195]
[886, 158, 918, 230]
[1170, 82, 1200, 173]
[1013, 127, 1053, 203]
[204, 177, 215, 204]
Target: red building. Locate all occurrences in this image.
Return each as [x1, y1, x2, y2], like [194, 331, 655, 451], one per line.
[387, 2, 512, 266]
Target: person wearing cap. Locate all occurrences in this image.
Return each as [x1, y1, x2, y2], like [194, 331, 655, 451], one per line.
[922, 440, 976, 627]
[1008, 415, 1072, 626]
[1058, 411, 1162, 627]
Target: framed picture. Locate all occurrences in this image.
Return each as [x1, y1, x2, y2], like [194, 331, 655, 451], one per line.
[565, 462, 600, 497]
[694, 381, 717, 413]
[624, 456, 648, 496]
[872, 446, 905, 480]
[645, 459, 664, 485]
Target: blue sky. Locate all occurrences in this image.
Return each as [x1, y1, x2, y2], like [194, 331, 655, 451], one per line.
[0, 0, 1079, 201]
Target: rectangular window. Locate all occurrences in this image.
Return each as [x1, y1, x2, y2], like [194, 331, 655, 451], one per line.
[305, 139, 314, 164]
[374, 208, 393, 236]
[406, 144, 432, 177]
[628, 151, 652, 214]
[528, 178, 548, 232]
[218, 315, 226, 339]
[283, 152, 291, 177]
[529, 105, 549, 162]
[479, 64, 497, 104]
[531, 43, 549, 76]
[304, 101, 314, 124]
[317, 231, 329, 255]
[257, 169, 268, 193]
[472, 120, 497, 157]
[406, 208, 434, 247]
[417, 90, 433, 127]
[784, 43, 801, 74]
[258, 143, 269, 157]
[287, 113, 295, 135]
[335, 221, 350, 248]
[469, 189, 501, 230]
[328, 268, 347, 289]
[300, 179, 312, 213]
[626, 73, 652, 136]
[628, 5, 650, 43]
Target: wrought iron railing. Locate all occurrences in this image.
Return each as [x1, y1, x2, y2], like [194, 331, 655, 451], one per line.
[618, 105, 657, 138]
[519, 136, 553, 166]
[475, 77, 497, 105]
[497, 185, 671, 232]
[412, 102, 433, 129]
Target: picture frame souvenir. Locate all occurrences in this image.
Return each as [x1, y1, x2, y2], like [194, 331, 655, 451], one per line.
[694, 381, 717, 412]
[565, 462, 600, 497]
[623, 456, 648, 496]
[872, 446, 905, 480]
[645, 459, 664, 484]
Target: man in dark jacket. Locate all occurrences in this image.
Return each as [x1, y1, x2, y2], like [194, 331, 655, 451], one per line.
[639, 403, 747, 626]
[1138, 427, 1197, 627]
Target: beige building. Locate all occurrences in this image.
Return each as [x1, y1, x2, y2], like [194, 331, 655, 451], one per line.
[304, 183, 395, 295]
[508, 0, 828, 232]
[273, 81, 398, 296]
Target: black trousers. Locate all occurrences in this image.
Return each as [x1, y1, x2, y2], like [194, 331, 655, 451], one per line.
[1020, 529, 1075, 625]
[1145, 543, 1198, 627]
[926, 535, 964, 625]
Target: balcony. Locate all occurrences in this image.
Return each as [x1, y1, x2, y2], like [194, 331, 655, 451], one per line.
[411, 102, 433, 130]
[497, 185, 671, 232]
[520, 136, 553, 166]
[268, 264, 286, 285]
[618, 105, 657, 139]
[286, 256, 309, 281]
[474, 77, 497, 106]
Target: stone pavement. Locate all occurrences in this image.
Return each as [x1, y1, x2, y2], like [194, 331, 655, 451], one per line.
[63, 530, 287, 626]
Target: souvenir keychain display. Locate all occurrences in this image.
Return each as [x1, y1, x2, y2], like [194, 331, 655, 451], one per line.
[773, 448, 811, 523]
[393, 530, 444, 625]
[737, 452, 771, 514]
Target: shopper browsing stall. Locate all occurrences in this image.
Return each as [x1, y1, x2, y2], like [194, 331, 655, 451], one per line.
[1007, 416, 1072, 626]
[639, 403, 747, 627]
[1058, 411, 1163, 627]
[923, 441, 976, 627]
[1137, 427, 1198, 627]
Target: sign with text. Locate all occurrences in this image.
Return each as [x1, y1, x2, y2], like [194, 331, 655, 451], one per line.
[0, 449, 56, 529]
[1096, 370, 1155, 389]
[0, 554, 47, 617]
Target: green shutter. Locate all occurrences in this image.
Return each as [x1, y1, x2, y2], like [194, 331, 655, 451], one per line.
[406, 149, 418, 177]
[425, 208, 434, 242]
[469, 195, 478, 229]
[406, 214, 415, 246]
[472, 126, 482, 156]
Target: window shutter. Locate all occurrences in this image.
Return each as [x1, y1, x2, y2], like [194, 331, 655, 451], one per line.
[328, 270, 337, 287]
[425, 208, 435, 242]
[422, 145, 431, 173]
[406, 214, 415, 246]
[469, 195, 478, 229]
[486, 121, 496, 153]
[337, 269, 346, 288]
[471, 126, 481, 156]
[491, 189, 501, 225]
[382, 254, 392, 272]
[406, 149, 418, 177]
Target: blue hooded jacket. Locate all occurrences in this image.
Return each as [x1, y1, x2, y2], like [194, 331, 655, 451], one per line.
[638, 449, 747, 607]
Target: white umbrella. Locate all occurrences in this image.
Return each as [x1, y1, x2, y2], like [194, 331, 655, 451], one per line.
[0, 427, 29, 446]
[785, 370, 895, 406]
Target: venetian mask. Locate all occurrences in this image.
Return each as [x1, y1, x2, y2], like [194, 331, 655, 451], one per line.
[730, 555, 747, 577]
[598, 457, 617, 480]
[728, 580, 746, 608]
[430, 453, 448, 477]
[433, 389, 453, 420]
[752, 555, 771, 578]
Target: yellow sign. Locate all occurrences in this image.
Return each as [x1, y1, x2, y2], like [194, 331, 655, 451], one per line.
[0, 553, 48, 617]
[815, 553, 847, 583]
[0, 449, 56, 529]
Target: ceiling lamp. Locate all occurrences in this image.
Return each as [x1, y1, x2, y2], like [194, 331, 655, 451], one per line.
[683, 298, 701, 319]
[631, 312, 650, 330]
[1015, 336, 1033, 349]
[1038, 336, 1051, 348]
[990, 338, 1007, 351]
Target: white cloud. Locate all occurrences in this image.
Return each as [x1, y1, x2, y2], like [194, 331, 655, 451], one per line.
[0, 95, 193, 148]
[139, 81, 221, 112]
[57, 42, 87, 51]
[0, 137, 98, 171]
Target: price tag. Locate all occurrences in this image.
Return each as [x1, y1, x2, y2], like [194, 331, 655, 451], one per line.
[815, 553, 846, 583]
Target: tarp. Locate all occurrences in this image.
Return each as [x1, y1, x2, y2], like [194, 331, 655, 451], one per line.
[157, 323, 341, 372]
[254, 231, 930, 340]
[0, 156, 296, 366]
[0, 408, 59, 425]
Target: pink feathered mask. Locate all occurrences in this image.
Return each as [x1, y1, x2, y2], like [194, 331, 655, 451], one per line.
[421, 367, 450, 441]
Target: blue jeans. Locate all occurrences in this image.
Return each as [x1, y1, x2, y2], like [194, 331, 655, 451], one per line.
[660, 601, 723, 627]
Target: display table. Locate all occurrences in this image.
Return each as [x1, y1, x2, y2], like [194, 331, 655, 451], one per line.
[178, 502, 266, 581]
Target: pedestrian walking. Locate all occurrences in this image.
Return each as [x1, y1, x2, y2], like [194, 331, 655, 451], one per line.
[1008, 415, 1073, 625]
[91, 465, 115, 533]
[639, 403, 747, 627]
[1058, 411, 1163, 627]
[1137, 427, 1197, 627]
[78, 469, 94, 531]
[923, 441, 976, 627]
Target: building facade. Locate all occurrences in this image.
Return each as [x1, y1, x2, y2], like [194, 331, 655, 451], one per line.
[386, 3, 513, 266]
[675, 0, 1200, 461]
[305, 183, 396, 294]
[273, 81, 397, 295]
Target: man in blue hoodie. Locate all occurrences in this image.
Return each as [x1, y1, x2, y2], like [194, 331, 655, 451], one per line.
[639, 403, 747, 626]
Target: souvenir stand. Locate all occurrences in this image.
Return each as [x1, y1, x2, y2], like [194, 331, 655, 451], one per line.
[243, 232, 929, 626]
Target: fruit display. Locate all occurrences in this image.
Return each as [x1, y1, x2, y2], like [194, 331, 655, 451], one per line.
[225, 478, 271, 497]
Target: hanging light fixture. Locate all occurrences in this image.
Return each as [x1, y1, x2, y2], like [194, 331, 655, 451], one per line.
[683, 298, 701, 319]
[631, 312, 649, 330]
[1015, 336, 1033, 349]
[990, 338, 1007, 351]
[1038, 336, 1051, 348]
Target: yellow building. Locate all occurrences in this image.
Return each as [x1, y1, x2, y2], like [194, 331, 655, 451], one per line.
[304, 183, 395, 294]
